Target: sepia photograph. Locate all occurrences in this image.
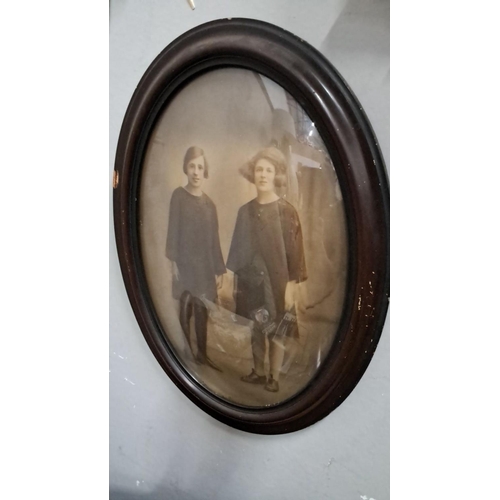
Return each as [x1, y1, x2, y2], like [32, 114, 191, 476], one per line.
[138, 68, 348, 407]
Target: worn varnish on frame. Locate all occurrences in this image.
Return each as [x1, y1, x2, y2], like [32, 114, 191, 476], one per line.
[113, 19, 389, 434]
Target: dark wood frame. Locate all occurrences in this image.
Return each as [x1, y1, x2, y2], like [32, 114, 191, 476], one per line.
[113, 18, 389, 434]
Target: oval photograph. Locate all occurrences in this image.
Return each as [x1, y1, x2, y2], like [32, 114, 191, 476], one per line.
[138, 68, 348, 407]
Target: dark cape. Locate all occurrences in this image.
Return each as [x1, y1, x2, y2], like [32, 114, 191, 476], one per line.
[226, 198, 307, 320]
[166, 187, 226, 301]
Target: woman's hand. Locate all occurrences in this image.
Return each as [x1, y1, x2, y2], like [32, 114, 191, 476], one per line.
[172, 261, 180, 281]
[284, 281, 298, 311]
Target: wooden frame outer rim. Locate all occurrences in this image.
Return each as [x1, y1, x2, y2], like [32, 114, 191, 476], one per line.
[113, 19, 389, 434]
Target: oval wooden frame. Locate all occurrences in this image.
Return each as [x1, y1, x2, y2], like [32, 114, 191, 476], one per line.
[113, 18, 389, 434]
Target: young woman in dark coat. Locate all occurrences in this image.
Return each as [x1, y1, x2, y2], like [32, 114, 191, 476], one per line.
[226, 147, 307, 392]
[166, 146, 226, 370]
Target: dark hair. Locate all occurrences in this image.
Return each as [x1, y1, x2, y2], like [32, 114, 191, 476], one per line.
[239, 147, 287, 188]
[183, 146, 209, 179]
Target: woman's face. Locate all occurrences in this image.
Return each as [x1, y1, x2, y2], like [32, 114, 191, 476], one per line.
[186, 155, 205, 189]
[254, 159, 276, 193]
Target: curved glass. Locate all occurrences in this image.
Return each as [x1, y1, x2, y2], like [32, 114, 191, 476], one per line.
[139, 68, 348, 407]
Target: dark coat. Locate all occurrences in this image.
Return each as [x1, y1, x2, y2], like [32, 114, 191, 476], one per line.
[166, 187, 226, 301]
[226, 198, 307, 320]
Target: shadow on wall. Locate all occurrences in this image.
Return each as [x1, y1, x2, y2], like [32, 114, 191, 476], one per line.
[320, 0, 389, 168]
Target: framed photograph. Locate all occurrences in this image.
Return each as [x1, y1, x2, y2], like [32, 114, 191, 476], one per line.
[113, 18, 389, 434]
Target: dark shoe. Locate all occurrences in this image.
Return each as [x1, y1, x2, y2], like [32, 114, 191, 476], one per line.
[241, 369, 267, 385]
[265, 376, 279, 392]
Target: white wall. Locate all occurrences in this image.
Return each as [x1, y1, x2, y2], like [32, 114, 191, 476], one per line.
[110, 1, 390, 499]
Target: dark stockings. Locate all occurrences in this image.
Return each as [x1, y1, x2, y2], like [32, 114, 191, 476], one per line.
[179, 292, 221, 371]
[251, 328, 285, 381]
[193, 299, 208, 362]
